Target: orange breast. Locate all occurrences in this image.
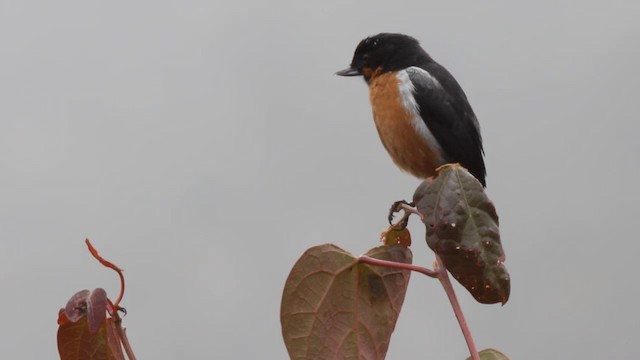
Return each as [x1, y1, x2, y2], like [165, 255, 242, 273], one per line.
[368, 71, 443, 179]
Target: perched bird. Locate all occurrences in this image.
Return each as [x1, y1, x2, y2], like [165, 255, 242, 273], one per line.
[336, 33, 486, 186]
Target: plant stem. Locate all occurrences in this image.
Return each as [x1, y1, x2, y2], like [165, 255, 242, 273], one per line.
[435, 255, 479, 360]
[358, 255, 438, 278]
[115, 315, 137, 360]
[85, 239, 126, 308]
[359, 253, 480, 360]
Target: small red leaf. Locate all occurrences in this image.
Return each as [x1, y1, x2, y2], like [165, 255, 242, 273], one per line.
[62, 288, 108, 334]
[87, 288, 108, 334]
[64, 290, 91, 322]
[58, 309, 71, 326]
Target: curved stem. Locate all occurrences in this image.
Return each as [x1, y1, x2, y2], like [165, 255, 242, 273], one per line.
[84, 239, 134, 359]
[435, 255, 479, 360]
[114, 269, 125, 308]
[85, 239, 126, 308]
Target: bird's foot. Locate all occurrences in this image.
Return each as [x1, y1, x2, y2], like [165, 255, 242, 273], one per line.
[388, 200, 422, 230]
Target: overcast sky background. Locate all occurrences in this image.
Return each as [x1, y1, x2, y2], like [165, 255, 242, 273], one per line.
[1, 1, 639, 359]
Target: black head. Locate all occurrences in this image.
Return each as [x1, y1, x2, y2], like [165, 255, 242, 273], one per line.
[336, 33, 432, 82]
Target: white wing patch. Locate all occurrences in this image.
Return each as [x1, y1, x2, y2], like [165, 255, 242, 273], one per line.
[395, 68, 445, 163]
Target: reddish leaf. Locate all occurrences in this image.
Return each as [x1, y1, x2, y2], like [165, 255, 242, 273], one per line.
[58, 288, 124, 360]
[57, 316, 123, 360]
[63, 290, 90, 323]
[413, 164, 510, 304]
[58, 309, 71, 326]
[87, 289, 108, 334]
[105, 318, 125, 360]
[281, 244, 412, 360]
[63, 288, 108, 334]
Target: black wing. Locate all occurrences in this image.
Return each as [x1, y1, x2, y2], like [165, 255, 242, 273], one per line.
[406, 64, 486, 186]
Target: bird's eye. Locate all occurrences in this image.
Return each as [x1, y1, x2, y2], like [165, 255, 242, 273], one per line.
[372, 39, 379, 47]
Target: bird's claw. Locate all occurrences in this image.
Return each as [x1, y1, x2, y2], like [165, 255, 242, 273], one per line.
[388, 200, 417, 230]
[388, 200, 409, 224]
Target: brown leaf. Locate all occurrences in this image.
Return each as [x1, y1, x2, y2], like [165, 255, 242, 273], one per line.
[281, 244, 412, 360]
[414, 164, 510, 304]
[58, 288, 124, 360]
[57, 316, 123, 360]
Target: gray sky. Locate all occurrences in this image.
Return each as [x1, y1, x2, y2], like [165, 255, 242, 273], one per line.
[1, 1, 639, 359]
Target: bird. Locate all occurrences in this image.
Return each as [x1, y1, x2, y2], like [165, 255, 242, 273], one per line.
[336, 33, 486, 187]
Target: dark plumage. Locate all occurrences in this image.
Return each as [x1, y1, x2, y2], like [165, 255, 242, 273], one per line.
[337, 33, 486, 186]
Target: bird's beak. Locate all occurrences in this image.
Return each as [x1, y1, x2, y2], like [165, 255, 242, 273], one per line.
[335, 67, 361, 76]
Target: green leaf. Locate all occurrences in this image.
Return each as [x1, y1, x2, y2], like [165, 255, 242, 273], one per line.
[467, 348, 510, 360]
[281, 244, 412, 360]
[413, 164, 510, 304]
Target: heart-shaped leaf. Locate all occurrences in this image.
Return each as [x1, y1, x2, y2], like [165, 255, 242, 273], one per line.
[281, 244, 412, 360]
[413, 164, 510, 304]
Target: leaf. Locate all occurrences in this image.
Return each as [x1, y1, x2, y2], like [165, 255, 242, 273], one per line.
[57, 315, 124, 360]
[58, 316, 108, 360]
[467, 348, 510, 360]
[281, 244, 412, 360]
[105, 318, 126, 360]
[381, 226, 412, 246]
[63, 288, 108, 334]
[413, 164, 510, 304]
[63, 290, 91, 323]
[58, 288, 124, 360]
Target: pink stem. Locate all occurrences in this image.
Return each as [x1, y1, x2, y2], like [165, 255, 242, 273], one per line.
[435, 255, 479, 360]
[115, 318, 137, 360]
[358, 253, 480, 360]
[358, 255, 438, 278]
